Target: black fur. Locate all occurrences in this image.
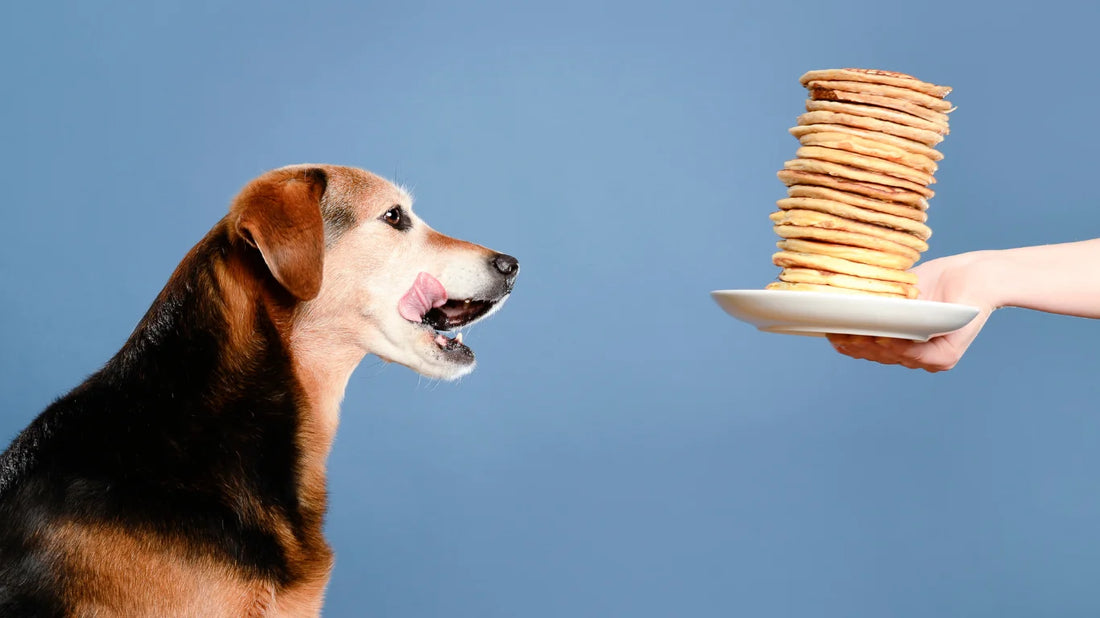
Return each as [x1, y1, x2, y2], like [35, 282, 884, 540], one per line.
[0, 223, 316, 611]
[320, 196, 357, 244]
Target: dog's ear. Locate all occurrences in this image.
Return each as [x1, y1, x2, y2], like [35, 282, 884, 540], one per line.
[231, 167, 327, 301]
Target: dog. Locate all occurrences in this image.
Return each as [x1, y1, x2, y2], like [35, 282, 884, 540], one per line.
[0, 164, 518, 616]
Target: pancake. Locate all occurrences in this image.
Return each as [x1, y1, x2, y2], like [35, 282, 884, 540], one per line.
[786, 184, 927, 220]
[797, 111, 944, 147]
[803, 79, 954, 112]
[790, 123, 944, 161]
[770, 208, 929, 252]
[778, 267, 919, 297]
[772, 225, 922, 262]
[797, 131, 938, 174]
[808, 85, 951, 125]
[777, 169, 930, 208]
[773, 250, 919, 284]
[765, 280, 909, 299]
[794, 145, 936, 186]
[782, 157, 936, 197]
[805, 99, 948, 135]
[798, 68, 952, 98]
[777, 238, 916, 270]
[776, 197, 931, 238]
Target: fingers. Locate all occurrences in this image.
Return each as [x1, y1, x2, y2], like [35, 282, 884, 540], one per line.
[827, 334, 951, 372]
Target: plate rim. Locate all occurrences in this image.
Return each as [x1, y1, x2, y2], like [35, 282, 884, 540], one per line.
[710, 288, 980, 341]
[709, 288, 980, 313]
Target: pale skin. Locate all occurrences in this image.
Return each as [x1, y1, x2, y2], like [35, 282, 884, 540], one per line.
[828, 239, 1100, 372]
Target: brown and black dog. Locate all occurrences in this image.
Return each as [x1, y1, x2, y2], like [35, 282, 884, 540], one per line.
[0, 164, 518, 616]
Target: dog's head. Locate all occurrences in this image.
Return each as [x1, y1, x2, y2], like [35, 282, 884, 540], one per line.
[229, 164, 518, 381]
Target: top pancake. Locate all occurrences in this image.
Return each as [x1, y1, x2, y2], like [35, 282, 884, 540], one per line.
[799, 68, 952, 98]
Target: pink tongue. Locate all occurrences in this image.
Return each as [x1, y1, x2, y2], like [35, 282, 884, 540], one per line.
[398, 272, 448, 322]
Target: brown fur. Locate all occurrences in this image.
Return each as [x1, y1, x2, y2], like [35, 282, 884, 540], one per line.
[50, 521, 269, 617]
[232, 168, 327, 301]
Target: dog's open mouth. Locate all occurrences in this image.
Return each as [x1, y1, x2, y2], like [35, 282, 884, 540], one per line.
[419, 298, 495, 357]
[398, 272, 500, 360]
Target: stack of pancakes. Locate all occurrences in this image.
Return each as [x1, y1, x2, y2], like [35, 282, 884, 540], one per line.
[766, 68, 953, 299]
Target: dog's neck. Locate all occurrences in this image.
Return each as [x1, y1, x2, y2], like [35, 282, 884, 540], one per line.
[211, 232, 367, 517]
[286, 316, 365, 454]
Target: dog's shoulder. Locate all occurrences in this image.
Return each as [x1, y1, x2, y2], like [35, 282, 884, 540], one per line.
[0, 221, 320, 611]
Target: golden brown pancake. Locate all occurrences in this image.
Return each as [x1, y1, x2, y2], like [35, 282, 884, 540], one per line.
[772, 225, 922, 262]
[782, 157, 935, 197]
[794, 145, 936, 186]
[770, 209, 929, 252]
[796, 131, 938, 174]
[805, 99, 948, 135]
[799, 68, 952, 98]
[808, 85, 951, 125]
[778, 267, 919, 297]
[776, 197, 931, 239]
[777, 169, 930, 208]
[777, 239, 915, 270]
[789, 124, 944, 161]
[765, 280, 909, 298]
[803, 79, 954, 112]
[797, 111, 944, 147]
[773, 250, 919, 284]
[786, 184, 927, 219]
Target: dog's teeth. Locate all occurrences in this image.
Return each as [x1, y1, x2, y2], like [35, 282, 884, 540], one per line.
[464, 299, 471, 304]
[455, 332, 463, 344]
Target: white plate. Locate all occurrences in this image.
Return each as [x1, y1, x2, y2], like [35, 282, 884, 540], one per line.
[710, 289, 979, 342]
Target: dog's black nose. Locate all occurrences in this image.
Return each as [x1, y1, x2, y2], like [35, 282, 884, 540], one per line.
[491, 253, 519, 278]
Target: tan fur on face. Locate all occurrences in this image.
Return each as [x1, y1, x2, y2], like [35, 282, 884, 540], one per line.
[285, 165, 509, 387]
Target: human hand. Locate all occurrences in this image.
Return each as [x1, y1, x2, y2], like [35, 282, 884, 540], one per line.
[827, 252, 997, 372]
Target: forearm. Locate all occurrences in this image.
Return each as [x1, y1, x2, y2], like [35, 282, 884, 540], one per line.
[971, 239, 1100, 319]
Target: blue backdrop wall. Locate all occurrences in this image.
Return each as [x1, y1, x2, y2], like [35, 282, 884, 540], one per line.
[2, 1, 1099, 616]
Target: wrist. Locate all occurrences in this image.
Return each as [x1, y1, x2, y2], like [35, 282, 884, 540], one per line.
[952, 249, 1010, 311]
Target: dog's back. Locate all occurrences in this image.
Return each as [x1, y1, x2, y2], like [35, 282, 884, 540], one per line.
[0, 219, 330, 616]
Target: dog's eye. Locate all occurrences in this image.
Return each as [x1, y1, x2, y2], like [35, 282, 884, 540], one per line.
[382, 207, 404, 228]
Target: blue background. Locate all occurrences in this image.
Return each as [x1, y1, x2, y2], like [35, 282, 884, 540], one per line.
[3, 1, 1100, 616]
